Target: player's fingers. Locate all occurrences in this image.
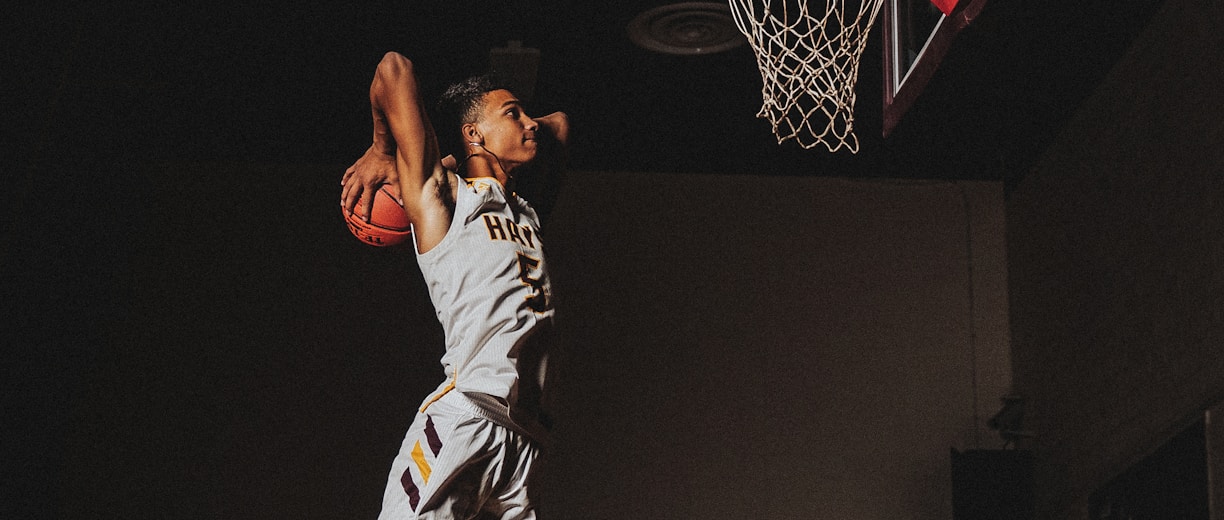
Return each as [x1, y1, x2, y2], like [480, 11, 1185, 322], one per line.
[341, 180, 362, 216]
[441, 154, 458, 171]
[361, 181, 378, 223]
[340, 166, 357, 202]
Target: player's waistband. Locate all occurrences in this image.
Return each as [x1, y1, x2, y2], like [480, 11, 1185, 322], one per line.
[423, 388, 548, 442]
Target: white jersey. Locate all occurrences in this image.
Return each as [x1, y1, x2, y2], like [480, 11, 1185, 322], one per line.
[414, 175, 554, 435]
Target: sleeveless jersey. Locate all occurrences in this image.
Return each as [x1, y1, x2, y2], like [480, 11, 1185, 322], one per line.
[414, 175, 554, 434]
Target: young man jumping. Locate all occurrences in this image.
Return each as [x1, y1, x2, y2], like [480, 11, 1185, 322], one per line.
[341, 51, 569, 519]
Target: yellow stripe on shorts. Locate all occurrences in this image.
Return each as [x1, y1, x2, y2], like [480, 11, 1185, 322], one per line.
[411, 440, 432, 484]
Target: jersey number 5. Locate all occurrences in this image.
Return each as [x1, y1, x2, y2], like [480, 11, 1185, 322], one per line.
[516, 253, 549, 313]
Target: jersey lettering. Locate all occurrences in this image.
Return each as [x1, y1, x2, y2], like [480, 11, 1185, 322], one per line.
[506, 219, 524, 245]
[482, 214, 537, 249]
[483, 214, 507, 241]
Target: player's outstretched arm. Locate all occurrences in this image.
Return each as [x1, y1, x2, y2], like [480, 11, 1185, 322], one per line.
[341, 52, 452, 250]
[534, 112, 570, 146]
[511, 111, 569, 223]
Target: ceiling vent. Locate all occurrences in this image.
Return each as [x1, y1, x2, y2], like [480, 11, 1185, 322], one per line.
[628, 2, 745, 55]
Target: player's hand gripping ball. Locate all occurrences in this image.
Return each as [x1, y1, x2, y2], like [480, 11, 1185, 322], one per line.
[343, 183, 411, 246]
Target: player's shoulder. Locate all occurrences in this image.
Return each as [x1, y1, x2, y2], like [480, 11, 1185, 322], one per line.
[462, 176, 501, 194]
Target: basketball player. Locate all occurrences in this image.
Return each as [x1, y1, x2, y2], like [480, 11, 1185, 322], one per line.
[340, 52, 569, 519]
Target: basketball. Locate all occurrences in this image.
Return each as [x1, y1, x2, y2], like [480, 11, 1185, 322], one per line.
[343, 183, 412, 247]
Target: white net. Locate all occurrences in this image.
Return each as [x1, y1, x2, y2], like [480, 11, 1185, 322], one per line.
[729, 0, 886, 153]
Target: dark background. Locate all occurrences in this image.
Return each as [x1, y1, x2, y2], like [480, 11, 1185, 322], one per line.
[5, 0, 1166, 181]
[4, 0, 1180, 518]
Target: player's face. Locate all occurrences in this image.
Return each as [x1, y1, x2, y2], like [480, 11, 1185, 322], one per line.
[473, 90, 539, 170]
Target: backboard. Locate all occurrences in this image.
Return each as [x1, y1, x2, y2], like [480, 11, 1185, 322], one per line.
[882, 0, 988, 136]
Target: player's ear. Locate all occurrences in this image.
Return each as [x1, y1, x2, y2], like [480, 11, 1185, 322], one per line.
[462, 123, 483, 144]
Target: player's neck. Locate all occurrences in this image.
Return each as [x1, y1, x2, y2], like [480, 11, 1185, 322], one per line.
[498, 164, 521, 191]
[458, 168, 515, 192]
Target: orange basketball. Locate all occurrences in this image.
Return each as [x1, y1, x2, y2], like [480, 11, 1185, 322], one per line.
[343, 183, 411, 247]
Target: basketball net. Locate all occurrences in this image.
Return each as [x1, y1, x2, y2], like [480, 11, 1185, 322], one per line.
[729, 0, 886, 153]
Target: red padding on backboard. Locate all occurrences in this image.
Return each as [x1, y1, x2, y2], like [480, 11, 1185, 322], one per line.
[930, 0, 959, 15]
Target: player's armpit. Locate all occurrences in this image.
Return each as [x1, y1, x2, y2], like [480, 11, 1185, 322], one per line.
[405, 171, 455, 254]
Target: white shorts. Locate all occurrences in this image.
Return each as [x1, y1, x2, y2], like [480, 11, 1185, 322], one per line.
[377, 391, 540, 520]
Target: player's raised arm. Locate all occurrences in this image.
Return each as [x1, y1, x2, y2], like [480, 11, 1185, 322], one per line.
[534, 112, 570, 146]
[341, 52, 452, 250]
[508, 111, 569, 222]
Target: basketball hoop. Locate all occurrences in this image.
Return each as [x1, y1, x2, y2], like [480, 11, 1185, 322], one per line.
[729, 0, 886, 153]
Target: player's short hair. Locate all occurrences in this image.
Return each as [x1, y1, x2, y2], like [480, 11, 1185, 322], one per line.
[435, 75, 513, 159]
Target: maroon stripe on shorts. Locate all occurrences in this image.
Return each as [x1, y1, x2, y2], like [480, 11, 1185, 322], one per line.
[425, 415, 443, 456]
[400, 468, 421, 510]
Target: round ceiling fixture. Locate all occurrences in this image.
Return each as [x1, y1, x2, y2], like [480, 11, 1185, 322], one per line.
[628, 2, 745, 55]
